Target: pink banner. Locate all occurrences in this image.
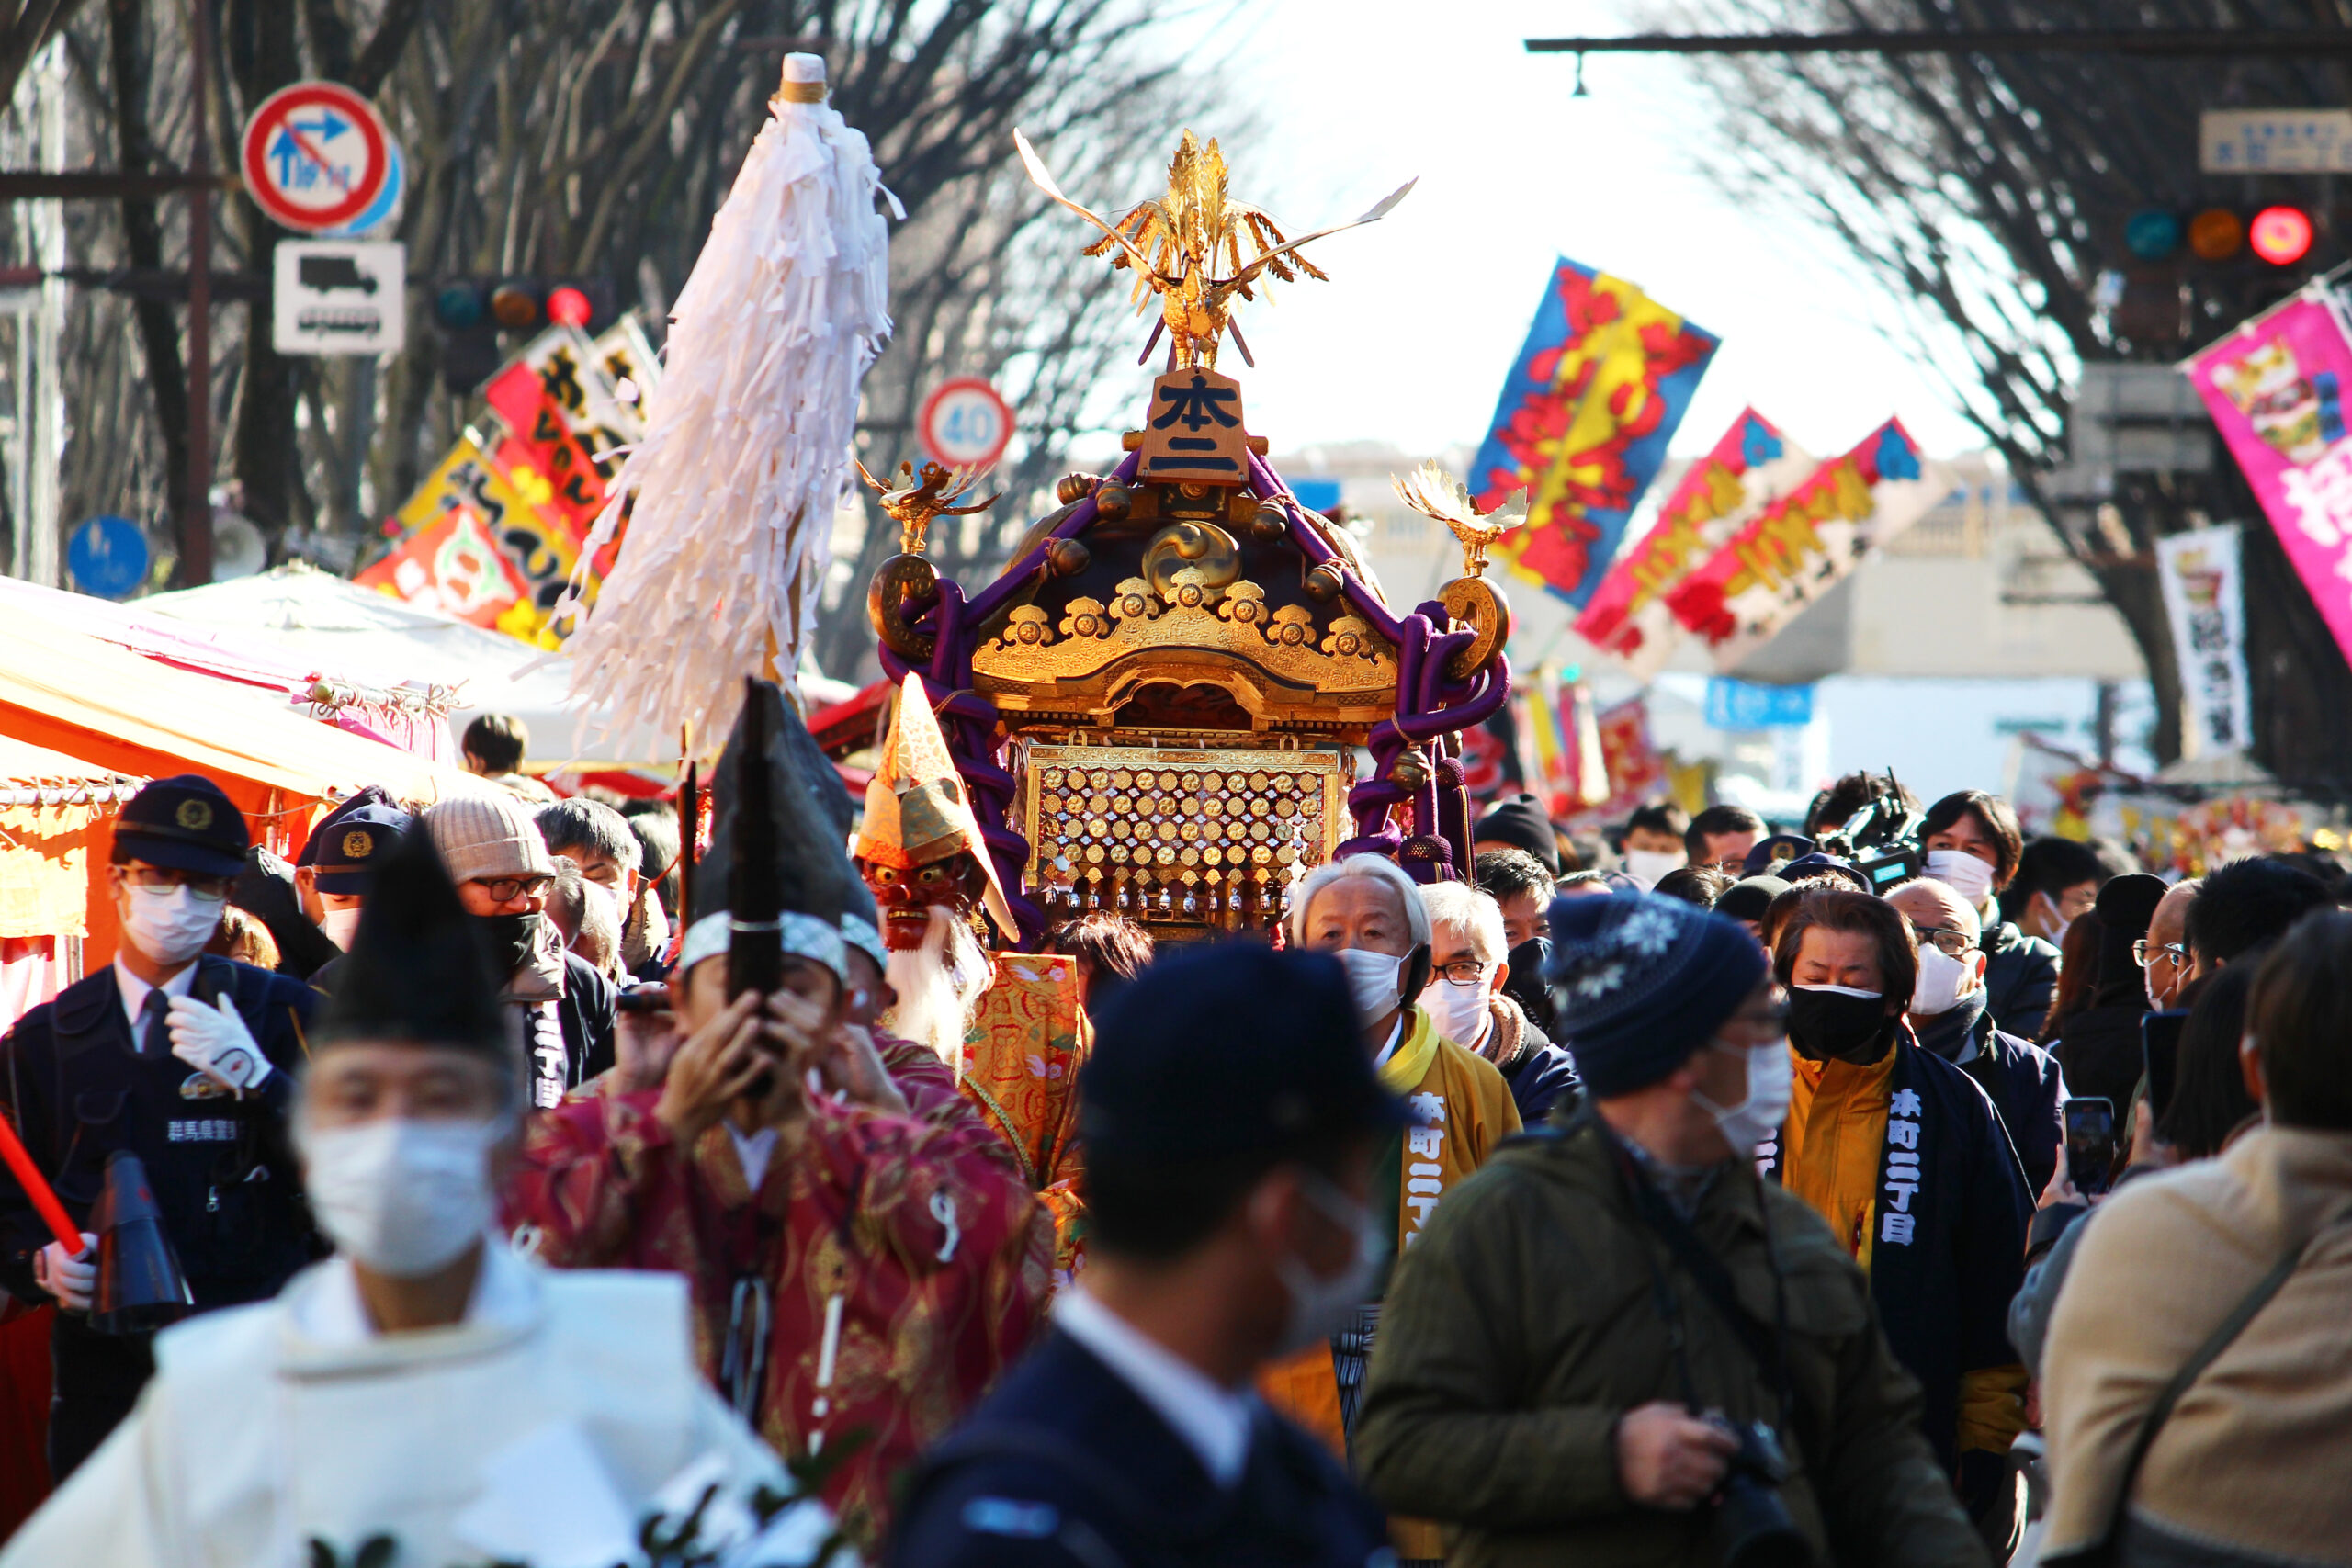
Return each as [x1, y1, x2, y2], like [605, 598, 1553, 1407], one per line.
[2185, 294, 2352, 667]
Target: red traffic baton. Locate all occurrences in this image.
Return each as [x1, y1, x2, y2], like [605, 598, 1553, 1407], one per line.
[0, 1110, 80, 1252]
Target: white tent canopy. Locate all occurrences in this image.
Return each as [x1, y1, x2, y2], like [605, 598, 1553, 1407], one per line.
[140, 565, 660, 767]
[141, 565, 860, 770]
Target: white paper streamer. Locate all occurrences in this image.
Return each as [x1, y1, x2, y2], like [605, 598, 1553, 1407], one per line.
[559, 72, 893, 750]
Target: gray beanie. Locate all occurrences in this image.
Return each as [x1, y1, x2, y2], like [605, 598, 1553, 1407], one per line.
[423, 792, 554, 886]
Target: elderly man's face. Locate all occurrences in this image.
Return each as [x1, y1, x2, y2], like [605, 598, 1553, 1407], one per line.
[1886, 878, 1986, 1010]
[2143, 882, 2198, 1009]
[1300, 874, 1413, 960]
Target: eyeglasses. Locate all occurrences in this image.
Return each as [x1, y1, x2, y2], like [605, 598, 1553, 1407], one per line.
[1433, 959, 1494, 986]
[120, 865, 232, 903]
[469, 874, 553, 903]
[2133, 939, 2188, 971]
[1914, 926, 1978, 960]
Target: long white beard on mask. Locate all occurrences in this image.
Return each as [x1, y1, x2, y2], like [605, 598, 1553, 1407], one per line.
[884, 906, 990, 1078]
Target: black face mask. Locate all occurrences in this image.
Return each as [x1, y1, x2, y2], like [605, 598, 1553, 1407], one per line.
[1503, 936, 1558, 1036]
[1788, 986, 1895, 1065]
[473, 911, 542, 974]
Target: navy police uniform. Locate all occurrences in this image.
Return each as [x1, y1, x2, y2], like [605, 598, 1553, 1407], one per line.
[0, 776, 321, 1478]
[892, 1329, 1393, 1568]
[890, 943, 1403, 1568]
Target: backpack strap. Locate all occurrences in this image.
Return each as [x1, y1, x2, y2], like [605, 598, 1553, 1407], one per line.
[2046, 1238, 2306, 1567]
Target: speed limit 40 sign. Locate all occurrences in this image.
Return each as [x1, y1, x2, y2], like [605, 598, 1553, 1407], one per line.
[919, 378, 1013, 468]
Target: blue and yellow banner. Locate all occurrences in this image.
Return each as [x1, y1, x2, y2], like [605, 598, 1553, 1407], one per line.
[1471, 258, 1717, 609]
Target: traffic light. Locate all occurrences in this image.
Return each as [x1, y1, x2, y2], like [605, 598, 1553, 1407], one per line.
[2105, 200, 2333, 348]
[429, 275, 620, 393]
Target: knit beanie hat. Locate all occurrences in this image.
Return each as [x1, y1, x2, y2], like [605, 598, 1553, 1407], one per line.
[1474, 793, 1561, 874]
[1545, 890, 1768, 1097]
[422, 791, 554, 886]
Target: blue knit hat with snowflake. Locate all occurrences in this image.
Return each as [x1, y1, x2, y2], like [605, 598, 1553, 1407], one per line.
[1544, 890, 1769, 1097]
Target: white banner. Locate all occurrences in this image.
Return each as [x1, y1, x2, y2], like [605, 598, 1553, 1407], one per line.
[2155, 525, 2253, 759]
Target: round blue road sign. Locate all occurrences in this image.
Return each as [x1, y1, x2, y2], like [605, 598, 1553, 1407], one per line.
[68, 514, 151, 600]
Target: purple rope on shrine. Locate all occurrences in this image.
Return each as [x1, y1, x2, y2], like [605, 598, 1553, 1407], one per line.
[1245, 450, 1410, 643]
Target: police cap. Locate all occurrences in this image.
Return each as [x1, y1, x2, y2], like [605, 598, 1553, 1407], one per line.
[297, 790, 414, 896]
[1080, 943, 1407, 1168]
[112, 774, 248, 880]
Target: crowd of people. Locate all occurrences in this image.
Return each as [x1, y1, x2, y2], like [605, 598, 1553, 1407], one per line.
[1, 719, 2346, 1568]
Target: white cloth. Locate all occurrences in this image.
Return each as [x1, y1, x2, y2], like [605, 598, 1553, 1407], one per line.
[1372, 1015, 1406, 1072]
[1054, 1286, 1254, 1489]
[727, 1124, 779, 1193]
[0, 1242, 796, 1568]
[288, 1239, 536, 1347]
[114, 957, 197, 1042]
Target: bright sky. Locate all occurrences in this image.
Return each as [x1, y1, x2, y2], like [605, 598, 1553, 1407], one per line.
[1115, 0, 1987, 464]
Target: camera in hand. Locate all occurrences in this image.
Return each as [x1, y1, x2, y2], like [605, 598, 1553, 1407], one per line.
[1713, 1417, 1810, 1568]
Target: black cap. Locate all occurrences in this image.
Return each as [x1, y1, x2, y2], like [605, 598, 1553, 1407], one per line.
[113, 774, 249, 879]
[297, 788, 414, 896]
[317, 824, 506, 1054]
[1716, 874, 1792, 924]
[1777, 852, 1872, 894]
[1080, 944, 1407, 1167]
[1473, 793, 1561, 874]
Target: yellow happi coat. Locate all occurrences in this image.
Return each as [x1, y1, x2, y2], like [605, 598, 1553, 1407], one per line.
[1260, 1004, 1520, 1560]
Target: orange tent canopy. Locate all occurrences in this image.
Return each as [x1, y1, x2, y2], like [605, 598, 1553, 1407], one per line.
[0, 614, 485, 964]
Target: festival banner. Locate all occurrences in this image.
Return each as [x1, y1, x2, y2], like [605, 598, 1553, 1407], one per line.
[387, 439, 582, 644]
[355, 503, 532, 631]
[2154, 525, 2253, 758]
[2183, 290, 2352, 671]
[484, 325, 636, 545]
[1573, 408, 1816, 682]
[1520, 671, 1609, 816]
[1469, 256, 1717, 609]
[1665, 418, 1955, 672]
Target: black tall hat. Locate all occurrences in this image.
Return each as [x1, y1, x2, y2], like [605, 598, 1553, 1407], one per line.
[317, 820, 507, 1053]
[777, 681, 879, 932]
[685, 679, 860, 979]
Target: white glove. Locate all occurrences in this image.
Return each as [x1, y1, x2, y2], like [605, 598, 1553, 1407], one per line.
[33, 1233, 96, 1312]
[168, 993, 271, 1098]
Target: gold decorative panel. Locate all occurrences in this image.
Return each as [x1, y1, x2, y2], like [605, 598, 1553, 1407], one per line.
[1020, 745, 1346, 934]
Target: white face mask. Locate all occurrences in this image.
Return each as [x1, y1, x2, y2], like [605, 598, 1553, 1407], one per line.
[1910, 944, 1974, 1017]
[1333, 948, 1406, 1028]
[2031, 891, 2072, 947]
[1692, 1039, 1792, 1158]
[1925, 849, 1996, 906]
[1271, 1174, 1388, 1359]
[1623, 849, 1685, 890]
[298, 1116, 505, 1278]
[319, 905, 364, 951]
[1417, 973, 1492, 1048]
[121, 883, 224, 967]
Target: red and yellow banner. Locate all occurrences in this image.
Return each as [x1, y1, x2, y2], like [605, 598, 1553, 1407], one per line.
[1470, 257, 1717, 609]
[1666, 418, 1954, 671]
[1573, 409, 1815, 682]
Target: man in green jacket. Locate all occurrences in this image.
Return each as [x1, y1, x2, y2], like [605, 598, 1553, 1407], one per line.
[1356, 892, 1984, 1568]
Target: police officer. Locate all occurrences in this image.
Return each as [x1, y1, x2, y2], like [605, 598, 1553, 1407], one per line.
[296, 790, 413, 988]
[0, 775, 319, 1478]
[890, 944, 1399, 1568]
